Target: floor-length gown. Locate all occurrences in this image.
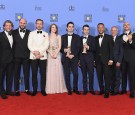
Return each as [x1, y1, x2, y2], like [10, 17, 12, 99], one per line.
[46, 34, 67, 94]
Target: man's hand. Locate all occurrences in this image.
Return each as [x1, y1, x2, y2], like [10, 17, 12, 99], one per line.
[128, 34, 133, 42]
[33, 51, 40, 56]
[67, 54, 74, 59]
[116, 62, 121, 67]
[64, 48, 70, 53]
[84, 43, 89, 50]
[108, 60, 113, 65]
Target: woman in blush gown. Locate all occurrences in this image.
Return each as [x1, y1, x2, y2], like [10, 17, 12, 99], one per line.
[46, 24, 67, 94]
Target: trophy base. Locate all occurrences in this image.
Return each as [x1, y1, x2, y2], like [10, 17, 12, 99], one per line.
[82, 52, 87, 54]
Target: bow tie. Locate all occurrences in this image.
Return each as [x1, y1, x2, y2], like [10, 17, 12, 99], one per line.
[68, 34, 73, 36]
[99, 35, 103, 38]
[8, 32, 12, 36]
[83, 37, 87, 39]
[37, 31, 42, 34]
[124, 33, 128, 36]
[20, 29, 25, 33]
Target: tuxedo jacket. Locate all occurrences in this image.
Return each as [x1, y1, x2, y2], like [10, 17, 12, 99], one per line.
[61, 33, 81, 62]
[94, 34, 114, 65]
[120, 33, 135, 62]
[0, 32, 14, 64]
[79, 35, 95, 61]
[28, 30, 49, 60]
[113, 36, 124, 63]
[13, 29, 30, 59]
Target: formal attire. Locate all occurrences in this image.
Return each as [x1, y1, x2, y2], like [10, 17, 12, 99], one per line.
[95, 33, 114, 95]
[120, 31, 132, 93]
[28, 30, 49, 94]
[0, 31, 14, 96]
[121, 33, 135, 97]
[79, 35, 95, 93]
[61, 33, 81, 93]
[110, 36, 124, 93]
[46, 34, 67, 94]
[13, 28, 30, 92]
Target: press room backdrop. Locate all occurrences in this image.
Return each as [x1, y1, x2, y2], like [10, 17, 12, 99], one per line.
[0, 0, 135, 91]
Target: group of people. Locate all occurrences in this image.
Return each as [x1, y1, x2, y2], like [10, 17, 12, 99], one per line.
[0, 18, 135, 100]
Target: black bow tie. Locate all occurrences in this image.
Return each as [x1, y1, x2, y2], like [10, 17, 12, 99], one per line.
[8, 32, 12, 36]
[99, 35, 103, 38]
[124, 33, 128, 36]
[20, 29, 25, 33]
[83, 37, 87, 39]
[37, 31, 42, 34]
[68, 34, 73, 36]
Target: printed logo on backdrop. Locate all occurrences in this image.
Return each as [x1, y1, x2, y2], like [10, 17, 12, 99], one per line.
[102, 6, 109, 12]
[84, 14, 92, 22]
[35, 5, 42, 11]
[118, 15, 126, 23]
[69, 5, 75, 11]
[0, 4, 5, 10]
[15, 13, 23, 21]
[50, 14, 58, 22]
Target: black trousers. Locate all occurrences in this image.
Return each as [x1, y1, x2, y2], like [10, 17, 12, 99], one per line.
[0, 62, 13, 94]
[121, 60, 128, 91]
[30, 59, 47, 92]
[14, 58, 30, 91]
[123, 60, 135, 94]
[110, 63, 121, 93]
[96, 59, 110, 93]
[80, 55, 94, 92]
[62, 58, 79, 92]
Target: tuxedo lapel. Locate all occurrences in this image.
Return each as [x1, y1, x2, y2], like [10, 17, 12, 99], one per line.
[101, 35, 106, 47]
[3, 32, 12, 48]
[65, 34, 68, 47]
[71, 34, 75, 48]
[17, 29, 23, 39]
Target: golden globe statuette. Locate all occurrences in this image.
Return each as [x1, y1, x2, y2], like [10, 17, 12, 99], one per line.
[66, 46, 71, 56]
[82, 39, 87, 54]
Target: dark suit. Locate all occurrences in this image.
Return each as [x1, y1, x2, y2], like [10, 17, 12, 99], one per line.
[110, 36, 124, 93]
[12, 29, 30, 91]
[0, 31, 14, 94]
[121, 33, 135, 95]
[79, 35, 95, 92]
[61, 33, 81, 92]
[95, 34, 114, 93]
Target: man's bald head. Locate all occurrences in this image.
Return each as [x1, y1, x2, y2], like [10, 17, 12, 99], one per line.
[123, 22, 131, 32]
[19, 18, 27, 30]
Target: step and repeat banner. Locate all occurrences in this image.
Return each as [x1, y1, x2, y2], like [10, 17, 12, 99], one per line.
[0, 0, 135, 91]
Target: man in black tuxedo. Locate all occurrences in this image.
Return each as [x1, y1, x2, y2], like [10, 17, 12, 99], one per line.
[120, 22, 135, 98]
[0, 20, 14, 99]
[120, 22, 132, 95]
[110, 26, 123, 95]
[79, 25, 95, 95]
[95, 23, 114, 98]
[12, 18, 31, 96]
[61, 22, 81, 95]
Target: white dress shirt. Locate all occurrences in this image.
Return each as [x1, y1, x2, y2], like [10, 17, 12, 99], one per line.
[5, 31, 13, 48]
[99, 33, 104, 47]
[19, 28, 26, 39]
[113, 36, 116, 42]
[67, 33, 73, 47]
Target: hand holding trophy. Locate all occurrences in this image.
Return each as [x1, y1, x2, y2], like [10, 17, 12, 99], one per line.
[128, 33, 133, 42]
[51, 45, 57, 59]
[82, 38, 87, 53]
[66, 46, 71, 57]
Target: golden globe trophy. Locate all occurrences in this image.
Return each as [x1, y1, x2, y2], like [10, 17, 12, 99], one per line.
[82, 39, 87, 53]
[66, 46, 71, 56]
